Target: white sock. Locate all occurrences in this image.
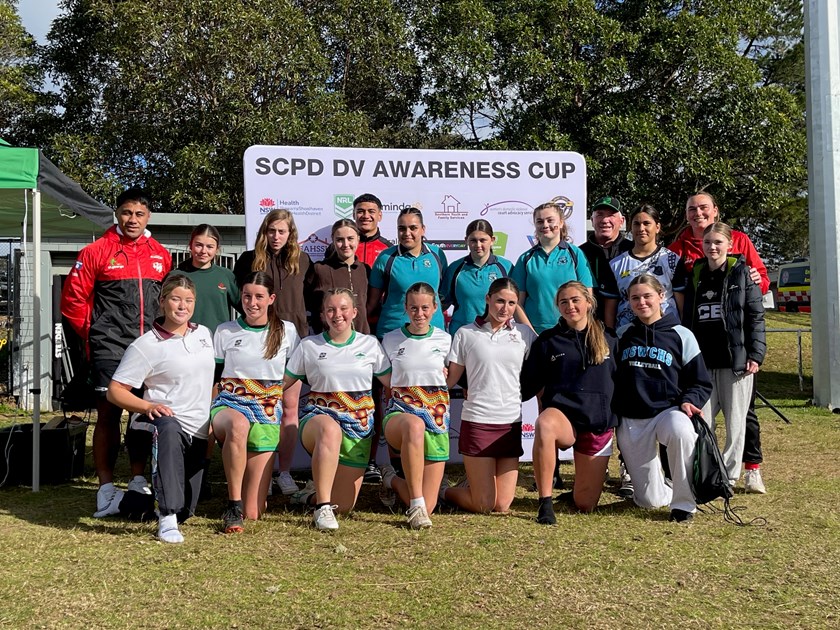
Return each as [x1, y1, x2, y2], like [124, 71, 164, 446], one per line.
[409, 497, 426, 510]
[99, 482, 115, 493]
[158, 513, 184, 544]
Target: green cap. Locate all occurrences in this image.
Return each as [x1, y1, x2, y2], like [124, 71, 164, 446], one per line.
[591, 196, 621, 214]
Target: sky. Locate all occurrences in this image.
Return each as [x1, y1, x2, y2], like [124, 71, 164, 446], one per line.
[18, 0, 62, 44]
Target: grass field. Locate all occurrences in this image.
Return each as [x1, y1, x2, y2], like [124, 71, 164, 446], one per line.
[1, 313, 838, 628]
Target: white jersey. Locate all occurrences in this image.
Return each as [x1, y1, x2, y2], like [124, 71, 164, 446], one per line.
[286, 331, 391, 392]
[447, 319, 537, 425]
[112, 322, 215, 438]
[607, 246, 685, 329]
[381, 325, 451, 388]
[214, 317, 299, 380]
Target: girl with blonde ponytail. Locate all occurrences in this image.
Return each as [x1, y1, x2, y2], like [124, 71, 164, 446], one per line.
[521, 281, 619, 524]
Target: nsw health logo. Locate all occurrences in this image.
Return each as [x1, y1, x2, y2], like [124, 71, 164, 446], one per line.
[334, 194, 354, 219]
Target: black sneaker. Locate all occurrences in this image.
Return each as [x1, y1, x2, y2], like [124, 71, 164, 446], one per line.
[222, 505, 244, 533]
[363, 462, 382, 484]
[536, 498, 556, 525]
[669, 508, 694, 523]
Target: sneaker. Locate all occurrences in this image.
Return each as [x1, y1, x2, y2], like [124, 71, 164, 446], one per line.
[158, 513, 184, 544]
[537, 498, 557, 525]
[364, 462, 382, 484]
[274, 471, 299, 496]
[438, 475, 450, 502]
[744, 468, 767, 494]
[379, 464, 397, 508]
[669, 508, 694, 523]
[127, 476, 152, 495]
[618, 462, 634, 499]
[290, 480, 317, 506]
[313, 504, 339, 531]
[93, 483, 125, 518]
[406, 504, 432, 529]
[222, 505, 244, 534]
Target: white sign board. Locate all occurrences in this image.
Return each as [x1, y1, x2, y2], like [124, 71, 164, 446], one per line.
[244, 146, 586, 464]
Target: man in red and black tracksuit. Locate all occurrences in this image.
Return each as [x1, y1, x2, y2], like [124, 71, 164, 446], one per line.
[353, 193, 391, 268]
[61, 187, 171, 517]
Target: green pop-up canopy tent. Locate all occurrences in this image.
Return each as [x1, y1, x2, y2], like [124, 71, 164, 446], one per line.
[0, 138, 113, 491]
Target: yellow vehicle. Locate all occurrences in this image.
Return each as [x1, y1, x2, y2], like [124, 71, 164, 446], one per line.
[776, 259, 810, 313]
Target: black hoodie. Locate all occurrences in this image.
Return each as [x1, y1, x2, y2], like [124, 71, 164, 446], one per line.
[521, 321, 618, 433]
[615, 312, 712, 418]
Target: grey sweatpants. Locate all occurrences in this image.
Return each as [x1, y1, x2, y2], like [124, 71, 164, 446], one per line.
[617, 407, 698, 513]
[702, 370, 754, 485]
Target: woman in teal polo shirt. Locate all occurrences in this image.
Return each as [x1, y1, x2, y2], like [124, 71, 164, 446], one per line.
[442, 219, 513, 336]
[367, 207, 449, 339]
[511, 201, 595, 333]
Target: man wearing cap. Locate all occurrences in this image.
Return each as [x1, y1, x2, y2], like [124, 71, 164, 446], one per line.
[578, 196, 632, 323]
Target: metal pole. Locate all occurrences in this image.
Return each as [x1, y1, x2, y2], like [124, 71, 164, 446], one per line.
[32, 189, 41, 492]
[805, 0, 840, 409]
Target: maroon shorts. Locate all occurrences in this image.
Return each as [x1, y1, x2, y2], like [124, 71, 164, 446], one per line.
[458, 420, 523, 459]
[574, 428, 614, 457]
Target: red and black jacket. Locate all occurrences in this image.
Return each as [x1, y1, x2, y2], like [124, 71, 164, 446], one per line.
[356, 230, 392, 268]
[61, 226, 171, 363]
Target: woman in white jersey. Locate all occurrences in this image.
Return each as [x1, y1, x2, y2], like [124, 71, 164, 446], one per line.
[284, 288, 391, 531]
[442, 277, 537, 513]
[210, 271, 300, 534]
[107, 275, 215, 544]
[379, 282, 452, 529]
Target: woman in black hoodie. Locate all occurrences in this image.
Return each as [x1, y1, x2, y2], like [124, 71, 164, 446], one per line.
[522, 281, 618, 524]
[615, 274, 712, 523]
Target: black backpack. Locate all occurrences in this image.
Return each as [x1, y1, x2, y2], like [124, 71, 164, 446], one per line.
[689, 413, 747, 524]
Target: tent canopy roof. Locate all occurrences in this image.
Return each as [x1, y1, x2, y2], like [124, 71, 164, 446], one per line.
[0, 139, 113, 238]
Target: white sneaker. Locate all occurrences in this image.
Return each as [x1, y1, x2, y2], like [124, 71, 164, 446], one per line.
[274, 471, 299, 496]
[93, 483, 125, 518]
[313, 504, 339, 531]
[127, 476, 152, 495]
[406, 504, 432, 529]
[744, 468, 767, 494]
[290, 480, 317, 506]
[158, 513, 184, 544]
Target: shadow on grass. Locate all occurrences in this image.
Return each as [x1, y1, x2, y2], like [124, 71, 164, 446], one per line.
[757, 370, 813, 404]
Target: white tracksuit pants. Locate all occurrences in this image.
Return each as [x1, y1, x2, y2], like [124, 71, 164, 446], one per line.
[617, 407, 698, 513]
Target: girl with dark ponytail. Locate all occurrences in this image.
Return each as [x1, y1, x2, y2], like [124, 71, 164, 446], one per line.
[209, 272, 301, 533]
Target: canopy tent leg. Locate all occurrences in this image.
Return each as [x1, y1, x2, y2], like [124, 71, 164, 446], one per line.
[32, 189, 41, 492]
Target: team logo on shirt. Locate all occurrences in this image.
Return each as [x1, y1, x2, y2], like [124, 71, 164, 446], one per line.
[354, 352, 366, 360]
[152, 262, 164, 274]
[702, 290, 716, 299]
[74, 261, 83, 270]
[234, 340, 243, 347]
[218, 283, 227, 291]
[488, 273, 498, 281]
[397, 348, 406, 356]
[106, 257, 124, 270]
[318, 352, 327, 360]
[423, 260, 432, 268]
[200, 339, 211, 348]
[550, 353, 565, 361]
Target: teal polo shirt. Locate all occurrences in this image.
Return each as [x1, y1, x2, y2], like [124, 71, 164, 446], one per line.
[510, 242, 594, 333]
[442, 254, 513, 335]
[370, 242, 448, 337]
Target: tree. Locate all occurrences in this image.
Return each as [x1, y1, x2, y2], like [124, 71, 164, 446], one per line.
[414, 0, 807, 236]
[0, 0, 50, 142]
[40, 0, 420, 211]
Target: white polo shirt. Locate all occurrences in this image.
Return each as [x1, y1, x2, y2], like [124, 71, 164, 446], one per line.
[112, 321, 216, 438]
[447, 318, 537, 425]
[214, 317, 299, 380]
[285, 331, 391, 392]
[381, 325, 451, 388]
